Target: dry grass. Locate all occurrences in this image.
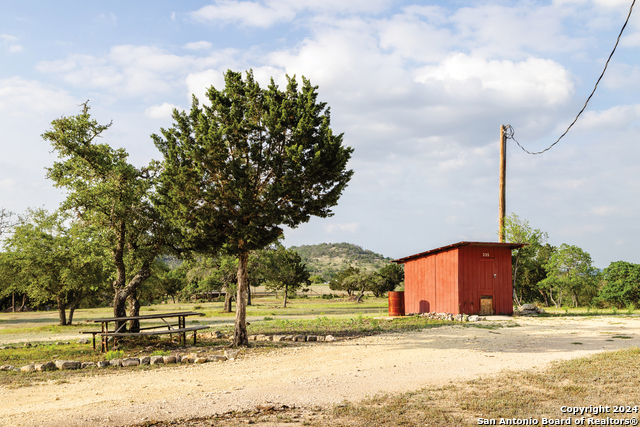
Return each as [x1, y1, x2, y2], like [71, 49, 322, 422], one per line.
[324, 347, 640, 426]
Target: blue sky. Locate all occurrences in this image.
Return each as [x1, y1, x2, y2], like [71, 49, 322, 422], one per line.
[1, 0, 639, 268]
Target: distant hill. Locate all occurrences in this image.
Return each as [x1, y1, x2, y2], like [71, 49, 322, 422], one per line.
[289, 242, 394, 281]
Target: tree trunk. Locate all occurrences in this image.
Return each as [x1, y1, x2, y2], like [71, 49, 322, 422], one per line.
[538, 289, 549, 307]
[68, 303, 77, 325]
[223, 285, 233, 312]
[247, 283, 252, 306]
[12, 292, 15, 313]
[56, 295, 67, 326]
[127, 290, 141, 333]
[20, 294, 27, 311]
[112, 265, 151, 332]
[283, 283, 288, 308]
[233, 250, 249, 347]
[356, 283, 366, 303]
[112, 221, 129, 332]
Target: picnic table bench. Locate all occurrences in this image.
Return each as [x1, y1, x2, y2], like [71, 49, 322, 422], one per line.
[81, 311, 209, 352]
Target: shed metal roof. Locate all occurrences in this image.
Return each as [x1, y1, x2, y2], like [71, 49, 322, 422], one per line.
[392, 241, 525, 264]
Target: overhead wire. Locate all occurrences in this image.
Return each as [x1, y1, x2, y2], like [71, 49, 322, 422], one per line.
[507, 0, 636, 155]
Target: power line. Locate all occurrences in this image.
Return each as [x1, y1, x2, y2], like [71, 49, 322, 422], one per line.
[508, 0, 636, 155]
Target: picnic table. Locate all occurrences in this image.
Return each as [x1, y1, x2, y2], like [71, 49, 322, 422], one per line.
[81, 311, 209, 352]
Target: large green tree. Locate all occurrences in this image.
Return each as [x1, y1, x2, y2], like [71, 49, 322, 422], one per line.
[43, 103, 173, 331]
[329, 265, 361, 296]
[539, 244, 599, 307]
[260, 245, 310, 308]
[503, 213, 549, 306]
[154, 70, 353, 346]
[1, 209, 110, 325]
[596, 261, 640, 308]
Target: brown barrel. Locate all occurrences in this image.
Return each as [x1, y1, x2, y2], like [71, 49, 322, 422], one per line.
[388, 291, 405, 316]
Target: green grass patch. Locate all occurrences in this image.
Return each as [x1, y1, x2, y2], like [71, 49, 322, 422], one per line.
[245, 315, 454, 338]
[104, 350, 124, 360]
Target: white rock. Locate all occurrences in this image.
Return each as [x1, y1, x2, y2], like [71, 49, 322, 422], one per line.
[122, 358, 140, 367]
[150, 356, 164, 365]
[163, 355, 177, 364]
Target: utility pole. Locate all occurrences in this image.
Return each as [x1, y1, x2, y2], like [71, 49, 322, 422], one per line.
[499, 125, 507, 243]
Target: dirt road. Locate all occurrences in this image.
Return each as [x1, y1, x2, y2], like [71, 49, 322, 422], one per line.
[2, 316, 639, 427]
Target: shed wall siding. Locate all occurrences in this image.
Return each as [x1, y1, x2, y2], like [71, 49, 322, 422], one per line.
[402, 243, 515, 316]
[404, 255, 435, 314]
[458, 246, 514, 315]
[435, 249, 459, 313]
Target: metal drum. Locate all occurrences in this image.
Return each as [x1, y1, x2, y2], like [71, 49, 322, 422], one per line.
[388, 291, 405, 316]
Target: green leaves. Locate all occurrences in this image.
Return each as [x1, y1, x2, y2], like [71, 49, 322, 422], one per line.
[153, 69, 352, 343]
[42, 103, 174, 323]
[154, 69, 354, 256]
[596, 261, 640, 308]
[1, 208, 111, 324]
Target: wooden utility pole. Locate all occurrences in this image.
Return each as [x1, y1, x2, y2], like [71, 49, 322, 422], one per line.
[499, 125, 507, 242]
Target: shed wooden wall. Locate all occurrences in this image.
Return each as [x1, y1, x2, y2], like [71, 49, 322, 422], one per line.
[457, 245, 514, 315]
[403, 244, 514, 315]
[404, 248, 458, 314]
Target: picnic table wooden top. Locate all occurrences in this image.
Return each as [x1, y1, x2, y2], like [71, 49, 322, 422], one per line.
[89, 311, 204, 323]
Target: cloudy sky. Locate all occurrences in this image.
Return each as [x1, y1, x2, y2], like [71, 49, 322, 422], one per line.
[1, 0, 639, 267]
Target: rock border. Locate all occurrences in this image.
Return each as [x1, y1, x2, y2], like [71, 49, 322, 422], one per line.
[1, 334, 337, 373]
[406, 312, 485, 322]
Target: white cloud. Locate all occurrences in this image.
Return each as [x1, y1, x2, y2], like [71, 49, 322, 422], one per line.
[96, 12, 117, 26]
[0, 179, 17, 191]
[190, 0, 392, 27]
[415, 54, 574, 107]
[184, 41, 213, 51]
[37, 45, 239, 100]
[621, 31, 640, 47]
[191, 1, 296, 28]
[591, 206, 617, 216]
[185, 69, 227, 103]
[1, 34, 23, 53]
[0, 77, 78, 115]
[576, 104, 640, 130]
[145, 103, 181, 119]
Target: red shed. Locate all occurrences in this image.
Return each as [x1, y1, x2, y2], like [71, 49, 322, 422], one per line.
[393, 242, 523, 315]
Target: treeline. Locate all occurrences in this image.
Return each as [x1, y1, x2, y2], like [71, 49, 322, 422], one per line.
[0, 210, 316, 321]
[507, 214, 640, 309]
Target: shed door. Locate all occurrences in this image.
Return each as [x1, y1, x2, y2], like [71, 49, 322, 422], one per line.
[479, 259, 495, 292]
